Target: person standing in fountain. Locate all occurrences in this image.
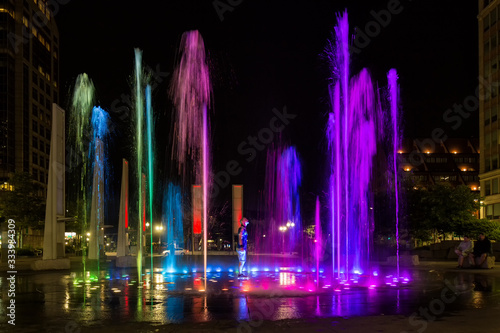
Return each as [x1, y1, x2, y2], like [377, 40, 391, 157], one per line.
[454, 236, 473, 268]
[237, 217, 249, 277]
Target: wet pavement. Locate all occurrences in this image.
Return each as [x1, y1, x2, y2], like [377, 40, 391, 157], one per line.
[1, 261, 500, 332]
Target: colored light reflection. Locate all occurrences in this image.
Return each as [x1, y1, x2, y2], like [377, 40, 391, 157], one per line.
[279, 272, 296, 287]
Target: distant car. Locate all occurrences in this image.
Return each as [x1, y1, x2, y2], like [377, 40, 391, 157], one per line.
[207, 241, 218, 251]
[162, 248, 186, 256]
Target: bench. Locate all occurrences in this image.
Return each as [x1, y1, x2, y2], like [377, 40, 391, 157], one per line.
[462, 256, 495, 269]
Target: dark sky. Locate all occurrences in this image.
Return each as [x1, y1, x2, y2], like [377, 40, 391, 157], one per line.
[56, 0, 479, 215]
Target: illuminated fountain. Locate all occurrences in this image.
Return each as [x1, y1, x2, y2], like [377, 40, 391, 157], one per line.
[387, 69, 401, 276]
[69, 74, 95, 274]
[252, 145, 302, 271]
[162, 183, 184, 273]
[134, 48, 145, 285]
[63, 13, 408, 300]
[170, 30, 211, 281]
[325, 10, 402, 281]
[88, 106, 110, 266]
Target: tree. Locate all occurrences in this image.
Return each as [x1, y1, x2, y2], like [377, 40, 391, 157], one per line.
[407, 183, 480, 241]
[0, 173, 46, 245]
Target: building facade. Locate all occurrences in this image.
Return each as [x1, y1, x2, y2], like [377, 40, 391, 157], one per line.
[479, 0, 500, 219]
[398, 138, 479, 191]
[0, 0, 59, 192]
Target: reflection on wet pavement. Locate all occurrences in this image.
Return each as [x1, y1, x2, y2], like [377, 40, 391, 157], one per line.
[1, 267, 500, 331]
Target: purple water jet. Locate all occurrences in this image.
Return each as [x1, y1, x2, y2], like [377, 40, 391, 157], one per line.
[387, 69, 400, 276]
[326, 11, 378, 279]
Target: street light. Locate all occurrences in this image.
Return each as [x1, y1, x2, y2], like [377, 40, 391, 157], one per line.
[279, 226, 287, 254]
[155, 225, 164, 250]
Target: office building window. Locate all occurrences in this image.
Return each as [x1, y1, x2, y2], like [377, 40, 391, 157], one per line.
[32, 120, 38, 133]
[495, 203, 500, 219]
[493, 178, 499, 194]
[32, 152, 38, 165]
[485, 60, 491, 78]
[32, 136, 38, 149]
[486, 180, 492, 195]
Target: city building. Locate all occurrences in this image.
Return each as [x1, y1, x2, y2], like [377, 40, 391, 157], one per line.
[0, 0, 59, 193]
[398, 138, 479, 191]
[479, 0, 500, 219]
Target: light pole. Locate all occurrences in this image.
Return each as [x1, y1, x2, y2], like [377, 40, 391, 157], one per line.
[279, 226, 287, 254]
[285, 221, 295, 254]
[155, 225, 163, 246]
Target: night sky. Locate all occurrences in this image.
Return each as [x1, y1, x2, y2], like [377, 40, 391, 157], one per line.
[56, 1, 479, 220]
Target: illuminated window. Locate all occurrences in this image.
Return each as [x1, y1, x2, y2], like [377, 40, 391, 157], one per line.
[495, 203, 500, 219]
[22, 16, 29, 27]
[0, 8, 15, 18]
[0, 182, 14, 191]
[32, 27, 37, 37]
[487, 204, 493, 219]
[39, 2, 45, 12]
[46, 9, 50, 21]
[46, 43, 50, 51]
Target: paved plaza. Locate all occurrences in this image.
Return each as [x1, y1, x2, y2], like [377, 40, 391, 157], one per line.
[1, 257, 500, 332]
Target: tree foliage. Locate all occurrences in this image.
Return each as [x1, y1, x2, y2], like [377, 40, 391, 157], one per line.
[0, 173, 46, 230]
[407, 183, 482, 239]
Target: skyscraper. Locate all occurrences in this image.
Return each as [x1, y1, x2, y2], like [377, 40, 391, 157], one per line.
[0, 0, 59, 193]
